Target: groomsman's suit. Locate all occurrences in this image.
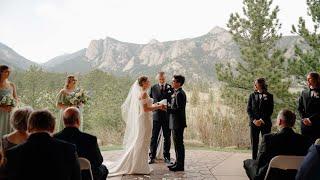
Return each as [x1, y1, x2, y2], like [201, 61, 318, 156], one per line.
[298, 88, 320, 142]
[247, 91, 274, 159]
[149, 83, 173, 161]
[168, 87, 187, 170]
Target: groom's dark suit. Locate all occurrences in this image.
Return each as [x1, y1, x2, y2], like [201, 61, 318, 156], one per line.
[149, 83, 173, 160]
[168, 87, 187, 168]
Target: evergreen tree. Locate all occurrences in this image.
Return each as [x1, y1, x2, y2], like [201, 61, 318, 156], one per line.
[290, 0, 320, 82]
[215, 0, 293, 112]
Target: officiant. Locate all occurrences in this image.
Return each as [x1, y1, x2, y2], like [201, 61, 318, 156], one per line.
[148, 72, 173, 164]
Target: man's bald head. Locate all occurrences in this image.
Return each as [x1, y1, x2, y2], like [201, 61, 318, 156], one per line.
[63, 107, 81, 127]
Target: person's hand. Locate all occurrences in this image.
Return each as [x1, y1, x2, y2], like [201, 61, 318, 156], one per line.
[303, 118, 312, 126]
[259, 119, 265, 125]
[159, 104, 166, 111]
[253, 119, 261, 127]
[0, 106, 12, 112]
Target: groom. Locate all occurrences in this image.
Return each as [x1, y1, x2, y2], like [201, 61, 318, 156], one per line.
[168, 75, 187, 171]
[149, 72, 173, 164]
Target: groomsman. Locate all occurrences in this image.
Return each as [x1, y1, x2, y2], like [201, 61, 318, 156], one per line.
[149, 72, 173, 164]
[298, 72, 320, 143]
[247, 78, 274, 160]
[168, 75, 187, 171]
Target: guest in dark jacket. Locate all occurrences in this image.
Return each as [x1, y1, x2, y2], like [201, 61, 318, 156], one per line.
[4, 109, 81, 180]
[298, 72, 320, 142]
[54, 107, 108, 180]
[247, 78, 274, 159]
[244, 109, 312, 180]
[296, 144, 320, 180]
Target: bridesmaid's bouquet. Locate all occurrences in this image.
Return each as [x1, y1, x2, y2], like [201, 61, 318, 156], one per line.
[0, 95, 17, 107]
[66, 88, 90, 106]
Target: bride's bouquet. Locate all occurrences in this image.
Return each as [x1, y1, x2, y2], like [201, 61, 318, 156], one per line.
[66, 88, 90, 106]
[0, 95, 17, 107]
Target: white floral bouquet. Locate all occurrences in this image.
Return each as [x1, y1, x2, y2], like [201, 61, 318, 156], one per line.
[66, 88, 90, 106]
[0, 95, 17, 107]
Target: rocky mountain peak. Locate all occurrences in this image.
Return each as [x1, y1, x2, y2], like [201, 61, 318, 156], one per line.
[208, 26, 228, 35]
[148, 39, 160, 44]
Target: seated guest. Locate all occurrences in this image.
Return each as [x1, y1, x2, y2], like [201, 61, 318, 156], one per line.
[296, 144, 320, 180]
[244, 109, 312, 180]
[4, 109, 81, 180]
[55, 107, 108, 180]
[2, 107, 33, 151]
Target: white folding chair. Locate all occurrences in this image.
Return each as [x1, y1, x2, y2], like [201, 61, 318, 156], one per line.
[264, 155, 305, 180]
[79, 157, 94, 180]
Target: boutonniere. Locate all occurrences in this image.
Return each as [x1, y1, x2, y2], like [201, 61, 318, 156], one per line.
[171, 93, 176, 98]
[263, 94, 268, 100]
[312, 91, 320, 98]
[168, 90, 172, 93]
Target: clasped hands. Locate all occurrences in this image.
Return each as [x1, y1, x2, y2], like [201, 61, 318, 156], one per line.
[253, 119, 265, 127]
[302, 118, 312, 126]
[157, 103, 167, 111]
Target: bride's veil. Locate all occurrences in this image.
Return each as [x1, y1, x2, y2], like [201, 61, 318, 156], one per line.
[121, 80, 141, 150]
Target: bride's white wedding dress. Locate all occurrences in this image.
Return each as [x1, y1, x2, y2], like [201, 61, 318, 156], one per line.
[104, 81, 153, 176]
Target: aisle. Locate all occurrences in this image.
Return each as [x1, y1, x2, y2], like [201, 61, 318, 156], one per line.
[102, 150, 250, 179]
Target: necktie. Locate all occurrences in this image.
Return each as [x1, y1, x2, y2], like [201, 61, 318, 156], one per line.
[161, 85, 164, 93]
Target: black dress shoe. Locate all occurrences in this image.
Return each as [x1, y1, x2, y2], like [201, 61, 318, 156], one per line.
[169, 165, 184, 171]
[164, 157, 171, 164]
[148, 158, 155, 164]
[166, 162, 176, 168]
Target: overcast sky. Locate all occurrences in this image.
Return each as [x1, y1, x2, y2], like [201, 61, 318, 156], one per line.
[0, 0, 312, 63]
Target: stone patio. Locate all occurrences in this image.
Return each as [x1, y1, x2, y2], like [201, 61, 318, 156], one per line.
[102, 150, 250, 180]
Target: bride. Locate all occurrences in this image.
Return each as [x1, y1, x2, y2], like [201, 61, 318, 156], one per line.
[105, 76, 165, 176]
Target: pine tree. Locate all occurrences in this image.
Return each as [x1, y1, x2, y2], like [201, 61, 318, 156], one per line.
[290, 0, 320, 82]
[215, 0, 293, 112]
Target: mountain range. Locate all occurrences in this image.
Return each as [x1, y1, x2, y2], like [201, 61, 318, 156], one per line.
[0, 26, 304, 82]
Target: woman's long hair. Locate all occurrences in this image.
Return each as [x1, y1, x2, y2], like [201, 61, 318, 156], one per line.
[308, 72, 320, 88]
[64, 75, 76, 89]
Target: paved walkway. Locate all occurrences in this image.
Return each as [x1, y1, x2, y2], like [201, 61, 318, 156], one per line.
[102, 150, 250, 180]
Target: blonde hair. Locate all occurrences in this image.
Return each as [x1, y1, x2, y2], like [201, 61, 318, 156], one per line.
[10, 107, 33, 131]
[155, 71, 165, 80]
[64, 75, 76, 89]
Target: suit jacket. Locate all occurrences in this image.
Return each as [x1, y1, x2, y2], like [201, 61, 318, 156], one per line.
[5, 132, 81, 180]
[149, 83, 173, 121]
[246, 128, 312, 180]
[298, 88, 320, 133]
[296, 144, 320, 180]
[54, 127, 103, 170]
[247, 91, 274, 127]
[168, 88, 187, 129]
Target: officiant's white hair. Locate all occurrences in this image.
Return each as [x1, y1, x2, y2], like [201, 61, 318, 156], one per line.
[156, 71, 165, 80]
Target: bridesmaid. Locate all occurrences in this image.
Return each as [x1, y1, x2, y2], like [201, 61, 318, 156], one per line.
[56, 75, 84, 131]
[0, 65, 18, 137]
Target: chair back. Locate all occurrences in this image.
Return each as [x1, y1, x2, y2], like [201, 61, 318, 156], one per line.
[264, 155, 305, 180]
[79, 157, 93, 180]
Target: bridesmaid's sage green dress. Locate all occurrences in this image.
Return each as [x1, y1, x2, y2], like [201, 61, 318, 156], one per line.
[0, 88, 13, 137]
